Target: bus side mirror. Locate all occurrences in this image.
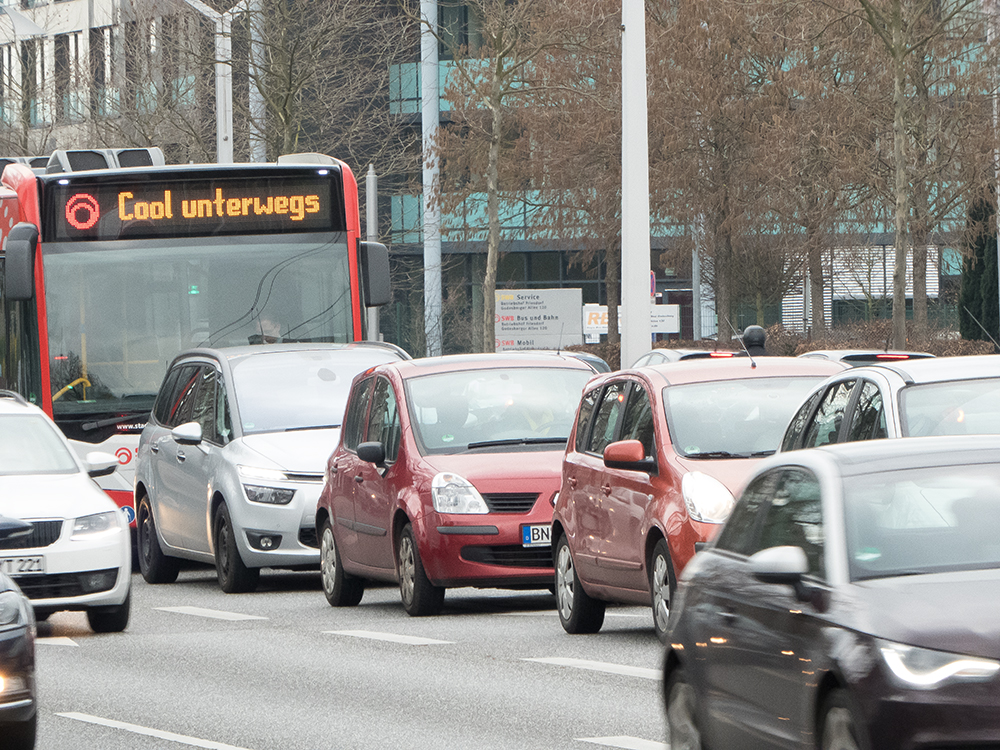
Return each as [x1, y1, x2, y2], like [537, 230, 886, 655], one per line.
[359, 240, 390, 307]
[4, 223, 39, 301]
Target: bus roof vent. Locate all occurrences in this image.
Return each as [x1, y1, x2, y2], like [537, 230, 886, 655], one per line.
[276, 153, 337, 166]
[46, 147, 166, 173]
[0, 155, 47, 175]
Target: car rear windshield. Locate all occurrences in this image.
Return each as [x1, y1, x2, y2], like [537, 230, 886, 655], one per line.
[843, 463, 1000, 581]
[406, 367, 593, 454]
[663, 377, 822, 458]
[0, 414, 79, 475]
[900, 378, 1000, 437]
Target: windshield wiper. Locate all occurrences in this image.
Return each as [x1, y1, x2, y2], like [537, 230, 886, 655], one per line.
[284, 424, 340, 432]
[466, 437, 568, 450]
[684, 451, 750, 459]
[81, 412, 151, 432]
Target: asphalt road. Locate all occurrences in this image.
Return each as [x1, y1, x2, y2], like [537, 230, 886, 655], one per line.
[32, 566, 669, 750]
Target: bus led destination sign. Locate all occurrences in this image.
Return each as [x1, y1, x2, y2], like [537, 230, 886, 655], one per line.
[47, 174, 344, 241]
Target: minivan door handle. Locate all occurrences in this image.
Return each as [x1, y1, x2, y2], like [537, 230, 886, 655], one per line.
[354, 474, 364, 484]
[602, 483, 612, 496]
[567, 477, 577, 489]
[176, 450, 186, 463]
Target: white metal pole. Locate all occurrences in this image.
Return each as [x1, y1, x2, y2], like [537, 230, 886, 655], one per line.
[248, 0, 266, 162]
[421, 0, 442, 356]
[215, 15, 234, 163]
[366, 164, 381, 340]
[621, 0, 652, 367]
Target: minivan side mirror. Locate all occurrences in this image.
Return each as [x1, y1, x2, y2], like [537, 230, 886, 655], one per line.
[172, 421, 203, 445]
[603, 439, 657, 473]
[357, 441, 386, 467]
[4, 222, 40, 301]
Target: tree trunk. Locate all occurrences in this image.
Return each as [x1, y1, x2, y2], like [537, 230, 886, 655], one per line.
[480, 74, 504, 353]
[891, 19, 909, 351]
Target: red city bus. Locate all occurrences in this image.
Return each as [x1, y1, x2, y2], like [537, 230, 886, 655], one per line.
[0, 148, 390, 526]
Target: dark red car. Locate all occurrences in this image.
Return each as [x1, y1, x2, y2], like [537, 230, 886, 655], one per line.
[315, 353, 595, 616]
[552, 356, 846, 640]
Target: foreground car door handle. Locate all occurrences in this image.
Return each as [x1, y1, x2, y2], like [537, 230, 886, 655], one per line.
[176, 450, 186, 463]
[354, 474, 364, 484]
[720, 610, 738, 624]
[150, 444, 159, 454]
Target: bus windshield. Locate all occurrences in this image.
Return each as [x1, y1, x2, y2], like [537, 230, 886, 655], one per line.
[43, 232, 354, 420]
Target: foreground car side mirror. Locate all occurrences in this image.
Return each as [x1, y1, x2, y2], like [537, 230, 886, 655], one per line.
[357, 441, 386, 467]
[604, 439, 657, 473]
[85, 451, 119, 478]
[0, 516, 33, 542]
[172, 421, 203, 445]
[750, 545, 824, 606]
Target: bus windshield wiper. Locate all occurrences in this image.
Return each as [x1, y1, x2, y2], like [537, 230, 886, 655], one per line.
[466, 437, 568, 449]
[81, 413, 150, 431]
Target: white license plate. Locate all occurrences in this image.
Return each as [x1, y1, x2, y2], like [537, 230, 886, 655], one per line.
[0, 556, 45, 576]
[521, 524, 551, 548]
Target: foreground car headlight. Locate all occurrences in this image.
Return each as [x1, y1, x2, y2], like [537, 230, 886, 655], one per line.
[72, 511, 120, 539]
[681, 472, 735, 523]
[243, 485, 295, 505]
[0, 590, 31, 630]
[879, 639, 1000, 689]
[432, 472, 488, 514]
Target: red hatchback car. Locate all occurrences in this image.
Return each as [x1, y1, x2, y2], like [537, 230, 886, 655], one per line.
[315, 353, 595, 616]
[552, 356, 846, 640]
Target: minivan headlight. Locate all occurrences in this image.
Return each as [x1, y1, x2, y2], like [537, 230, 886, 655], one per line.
[72, 511, 120, 539]
[431, 472, 488, 514]
[681, 472, 735, 524]
[879, 639, 1000, 689]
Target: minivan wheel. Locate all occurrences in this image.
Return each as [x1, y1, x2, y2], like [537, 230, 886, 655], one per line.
[397, 524, 443, 616]
[650, 538, 676, 643]
[136, 496, 180, 584]
[214, 503, 260, 594]
[554, 534, 605, 634]
[320, 519, 364, 607]
[665, 667, 703, 750]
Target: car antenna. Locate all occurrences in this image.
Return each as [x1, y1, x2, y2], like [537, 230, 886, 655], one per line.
[962, 305, 1000, 352]
[727, 318, 756, 369]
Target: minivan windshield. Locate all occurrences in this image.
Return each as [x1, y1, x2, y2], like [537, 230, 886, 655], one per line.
[664, 377, 822, 458]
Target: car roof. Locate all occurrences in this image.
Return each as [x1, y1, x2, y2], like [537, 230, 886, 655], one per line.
[799, 349, 934, 365]
[383, 352, 598, 378]
[845, 354, 1000, 384]
[789, 434, 1000, 478]
[167, 341, 410, 369]
[492, 349, 611, 373]
[624, 355, 847, 387]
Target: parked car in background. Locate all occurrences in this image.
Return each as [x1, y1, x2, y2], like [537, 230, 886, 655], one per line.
[665, 435, 1000, 750]
[133, 342, 409, 593]
[315, 353, 595, 616]
[781, 354, 1000, 452]
[0, 391, 131, 632]
[631, 349, 740, 367]
[799, 349, 934, 366]
[0, 517, 37, 750]
[552, 357, 846, 640]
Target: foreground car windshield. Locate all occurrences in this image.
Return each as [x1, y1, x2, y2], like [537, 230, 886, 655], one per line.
[408, 367, 592, 454]
[663, 377, 821, 457]
[844, 463, 1000, 581]
[900, 378, 1000, 437]
[232, 350, 383, 434]
[0, 414, 79, 475]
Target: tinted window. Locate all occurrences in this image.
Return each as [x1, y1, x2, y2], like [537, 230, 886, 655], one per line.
[190, 367, 218, 442]
[619, 384, 655, 459]
[588, 381, 627, 455]
[574, 387, 600, 453]
[154, 364, 199, 427]
[343, 377, 375, 452]
[781, 389, 822, 452]
[755, 469, 825, 579]
[216, 377, 232, 445]
[714, 472, 774, 555]
[166, 366, 201, 428]
[366, 378, 401, 462]
[846, 380, 887, 442]
[801, 380, 856, 449]
[152, 367, 183, 425]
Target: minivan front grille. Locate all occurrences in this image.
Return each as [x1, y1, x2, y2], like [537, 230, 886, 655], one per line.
[0, 520, 63, 550]
[481, 493, 539, 514]
[462, 545, 553, 568]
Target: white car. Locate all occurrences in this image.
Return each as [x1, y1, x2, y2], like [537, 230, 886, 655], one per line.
[0, 391, 131, 632]
[133, 343, 409, 593]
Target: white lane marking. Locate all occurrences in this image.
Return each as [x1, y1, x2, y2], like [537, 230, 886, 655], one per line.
[579, 737, 668, 750]
[36, 637, 78, 647]
[155, 606, 267, 621]
[57, 713, 254, 749]
[525, 656, 660, 680]
[325, 629, 454, 646]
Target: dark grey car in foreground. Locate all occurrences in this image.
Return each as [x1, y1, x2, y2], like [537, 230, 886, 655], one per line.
[0, 517, 36, 750]
[664, 435, 1000, 750]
